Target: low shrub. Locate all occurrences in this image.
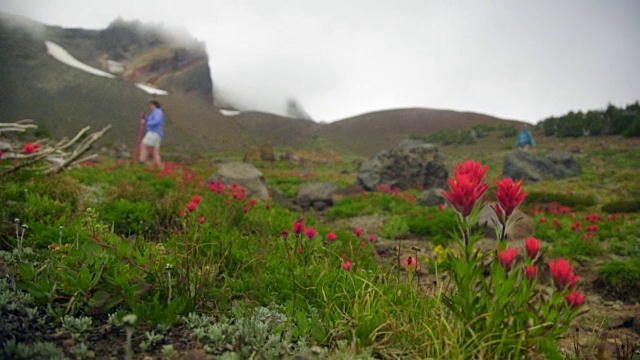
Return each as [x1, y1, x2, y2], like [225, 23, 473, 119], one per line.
[425, 129, 476, 145]
[601, 199, 640, 213]
[524, 191, 596, 210]
[597, 260, 640, 299]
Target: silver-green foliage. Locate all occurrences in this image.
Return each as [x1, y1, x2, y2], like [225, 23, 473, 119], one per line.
[61, 315, 93, 340]
[2, 340, 65, 360]
[139, 331, 164, 351]
[183, 305, 296, 359]
[0, 278, 34, 312]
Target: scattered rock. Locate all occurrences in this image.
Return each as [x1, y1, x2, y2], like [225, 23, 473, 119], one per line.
[357, 139, 448, 191]
[296, 182, 339, 211]
[243, 143, 276, 162]
[478, 205, 535, 241]
[331, 184, 365, 205]
[259, 143, 275, 161]
[242, 146, 261, 162]
[210, 162, 269, 201]
[418, 188, 446, 206]
[502, 151, 581, 182]
[344, 215, 388, 236]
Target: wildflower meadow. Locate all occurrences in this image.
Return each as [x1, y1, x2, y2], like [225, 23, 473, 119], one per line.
[1, 136, 639, 359]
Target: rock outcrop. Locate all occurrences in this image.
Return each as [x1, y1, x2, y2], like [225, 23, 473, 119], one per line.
[502, 151, 581, 182]
[296, 182, 339, 211]
[478, 205, 535, 241]
[357, 139, 448, 191]
[210, 162, 269, 201]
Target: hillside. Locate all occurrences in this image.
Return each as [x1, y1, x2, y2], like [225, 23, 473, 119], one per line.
[0, 12, 523, 156]
[0, 12, 252, 153]
[320, 108, 522, 155]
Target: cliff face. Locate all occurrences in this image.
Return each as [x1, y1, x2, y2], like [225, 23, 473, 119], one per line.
[95, 18, 214, 102]
[0, 12, 246, 152]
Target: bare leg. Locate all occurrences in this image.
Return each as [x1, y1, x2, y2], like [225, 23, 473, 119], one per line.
[139, 143, 149, 163]
[152, 146, 162, 167]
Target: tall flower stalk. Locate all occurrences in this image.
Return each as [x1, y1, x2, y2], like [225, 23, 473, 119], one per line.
[492, 177, 527, 243]
[441, 160, 488, 258]
[441, 160, 586, 357]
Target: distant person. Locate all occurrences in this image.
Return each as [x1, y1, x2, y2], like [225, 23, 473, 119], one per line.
[516, 124, 536, 150]
[139, 100, 164, 166]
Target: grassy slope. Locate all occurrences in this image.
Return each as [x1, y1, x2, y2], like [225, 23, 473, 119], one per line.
[320, 108, 523, 156]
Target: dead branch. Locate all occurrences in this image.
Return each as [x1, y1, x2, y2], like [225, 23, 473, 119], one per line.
[1, 121, 112, 176]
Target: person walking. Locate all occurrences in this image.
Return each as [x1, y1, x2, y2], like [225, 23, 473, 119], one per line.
[516, 124, 536, 150]
[139, 100, 164, 166]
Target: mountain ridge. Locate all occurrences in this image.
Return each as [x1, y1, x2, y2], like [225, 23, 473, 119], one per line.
[0, 12, 523, 156]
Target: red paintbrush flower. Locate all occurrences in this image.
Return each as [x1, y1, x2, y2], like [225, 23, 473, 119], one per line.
[293, 221, 305, 234]
[494, 178, 527, 218]
[549, 259, 579, 290]
[498, 248, 518, 272]
[566, 290, 585, 308]
[441, 174, 488, 217]
[525, 237, 541, 260]
[525, 265, 537, 280]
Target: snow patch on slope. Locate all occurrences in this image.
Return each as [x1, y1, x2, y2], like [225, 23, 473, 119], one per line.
[219, 109, 241, 116]
[44, 41, 169, 95]
[45, 41, 115, 78]
[135, 83, 169, 95]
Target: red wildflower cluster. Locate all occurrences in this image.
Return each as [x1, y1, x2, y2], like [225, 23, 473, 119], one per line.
[455, 160, 489, 180]
[158, 162, 204, 189]
[208, 181, 248, 200]
[23, 143, 41, 154]
[494, 178, 527, 218]
[442, 161, 489, 217]
[566, 290, 585, 308]
[585, 214, 602, 223]
[525, 237, 541, 260]
[548, 259, 579, 290]
[327, 232, 337, 241]
[341, 260, 352, 271]
[305, 227, 317, 240]
[293, 221, 305, 235]
[528, 202, 572, 216]
[375, 184, 417, 203]
[570, 221, 582, 231]
[498, 248, 518, 272]
[525, 265, 537, 280]
[185, 194, 202, 212]
[354, 228, 363, 237]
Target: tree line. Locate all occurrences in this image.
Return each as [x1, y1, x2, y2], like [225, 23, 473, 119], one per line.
[538, 102, 640, 137]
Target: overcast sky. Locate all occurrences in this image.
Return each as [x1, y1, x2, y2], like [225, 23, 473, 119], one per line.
[2, 1, 639, 123]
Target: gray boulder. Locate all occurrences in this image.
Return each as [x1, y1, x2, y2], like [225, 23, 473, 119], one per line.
[296, 182, 339, 211]
[418, 188, 446, 207]
[357, 139, 448, 191]
[210, 162, 269, 201]
[479, 205, 535, 241]
[502, 151, 581, 182]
